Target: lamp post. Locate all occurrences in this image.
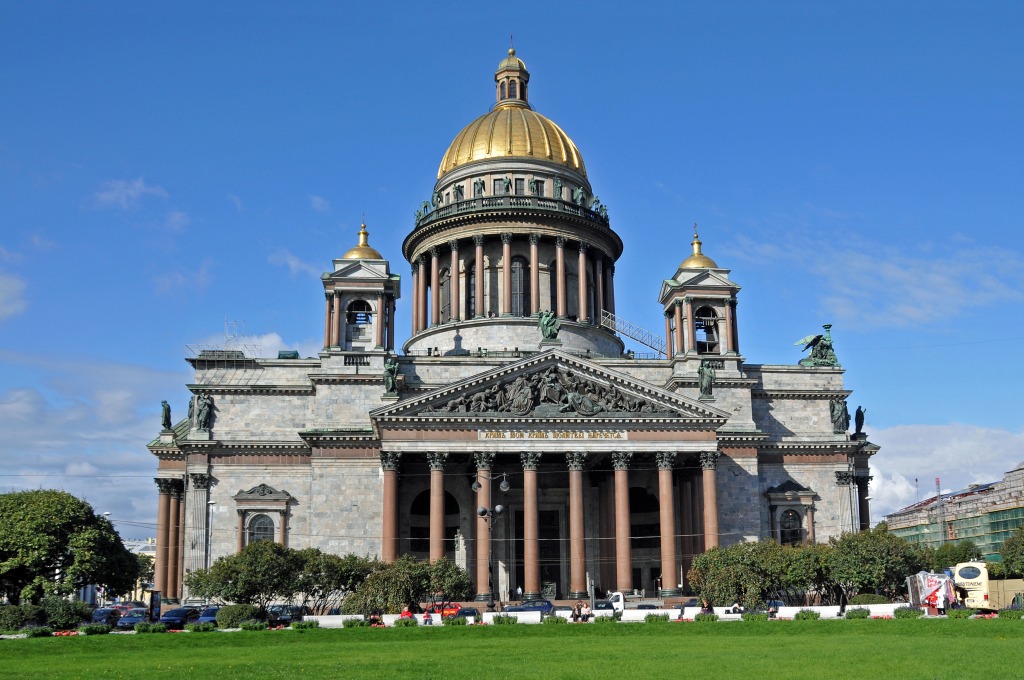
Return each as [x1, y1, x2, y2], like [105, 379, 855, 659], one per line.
[477, 504, 505, 612]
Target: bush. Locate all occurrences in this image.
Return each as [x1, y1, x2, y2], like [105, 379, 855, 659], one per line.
[343, 617, 369, 628]
[693, 613, 719, 622]
[41, 597, 91, 631]
[850, 593, 890, 605]
[644, 613, 671, 624]
[998, 608, 1024, 620]
[216, 604, 260, 629]
[240, 620, 268, 630]
[593, 615, 617, 625]
[945, 608, 976, 619]
[844, 608, 870, 619]
[893, 606, 925, 619]
[392, 617, 418, 627]
[741, 612, 769, 622]
[185, 622, 217, 632]
[24, 626, 53, 637]
[794, 609, 821, 621]
[0, 605, 27, 632]
[291, 620, 319, 629]
[20, 605, 45, 627]
[134, 622, 167, 633]
[77, 624, 111, 635]
[443, 615, 468, 626]
[492, 614, 517, 625]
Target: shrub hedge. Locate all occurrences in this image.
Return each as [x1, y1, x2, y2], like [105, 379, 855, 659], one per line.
[849, 594, 890, 605]
[40, 597, 91, 631]
[741, 612, 769, 622]
[893, 606, 925, 619]
[240, 620, 268, 631]
[216, 604, 260, 629]
[185, 622, 217, 632]
[998, 608, 1024, 620]
[492, 615, 517, 625]
[291, 620, 319, 629]
[392, 618, 418, 628]
[945, 609, 976, 619]
[794, 609, 821, 621]
[442, 616, 468, 626]
[693, 613, 718, 622]
[644, 613, 670, 624]
[0, 605, 27, 632]
[593, 615, 616, 625]
[844, 608, 870, 619]
[134, 622, 167, 633]
[77, 624, 112, 636]
[24, 626, 53, 637]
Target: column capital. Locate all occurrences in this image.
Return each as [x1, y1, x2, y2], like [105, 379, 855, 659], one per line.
[427, 451, 449, 471]
[566, 451, 587, 471]
[656, 451, 677, 470]
[236, 508, 245, 517]
[448, 239, 459, 252]
[521, 451, 543, 470]
[664, 309, 674, 318]
[474, 451, 495, 471]
[417, 255, 426, 267]
[473, 234, 485, 246]
[155, 478, 177, 494]
[555, 236, 566, 248]
[578, 241, 589, 253]
[700, 451, 720, 470]
[611, 451, 632, 471]
[854, 475, 873, 489]
[500, 232, 513, 245]
[189, 473, 212, 490]
[529, 232, 540, 245]
[835, 470, 853, 486]
[380, 451, 402, 471]
[430, 247, 439, 258]
[326, 292, 334, 301]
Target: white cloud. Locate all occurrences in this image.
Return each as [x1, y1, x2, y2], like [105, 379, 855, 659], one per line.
[268, 248, 321, 279]
[868, 423, 1024, 522]
[0, 272, 28, 321]
[154, 259, 214, 294]
[730, 233, 1024, 329]
[93, 177, 168, 210]
[227, 194, 244, 212]
[164, 210, 190, 232]
[0, 246, 22, 262]
[309, 195, 331, 214]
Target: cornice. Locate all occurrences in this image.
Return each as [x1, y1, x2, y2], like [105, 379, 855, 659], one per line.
[751, 389, 853, 400]
[186, 383, 314, 395]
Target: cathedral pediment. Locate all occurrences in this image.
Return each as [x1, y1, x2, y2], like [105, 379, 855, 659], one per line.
[325, 259, 391, 281]
[370, 349, 729, 425]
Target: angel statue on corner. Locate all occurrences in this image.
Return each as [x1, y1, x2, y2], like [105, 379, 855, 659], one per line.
[794, 324, 839, 367]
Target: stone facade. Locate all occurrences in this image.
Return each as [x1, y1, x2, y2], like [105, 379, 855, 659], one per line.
[148, 48, 878, 603]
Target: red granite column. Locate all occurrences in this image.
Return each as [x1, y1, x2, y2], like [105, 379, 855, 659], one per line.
[386, 297, 396, 351]
[684, 298, 694, 353]
[674, 303, 684, 356]
[664, 312, 673, 357]
[500, 233, 512, 316]
[236, 510, 245, 553]
[430, 248, 440, 327]
[278, 510, 287, 545]
[806, 504, 816, 543]
[555, 237, 566, 317]
[154, 479, 171, 596]
[521, 452, 542, 599]
[567, 452, 587, 599]
[701, 451, 720, 549]
[418, 257, 428, 333]
[380, 452, 401, 562]
[375, 292, 385, 348]
[607, 265, 616, 317]
[529, 233, 540, 315]
[857, 476, 872, 531]
[331, 293, 342, 347]
[474, 452, 495, 600]
[323, 293, 332, 349]
[723, 300, 734, 354]
[449, 240, 460, 321]
[596, 257, 605, 323]
[657, 453, 679, 596]
[167, 483, 181, 599]
[474, 235, 485, 318]
[612, 451, 633, 592]
[428, 452, 448, 563]
[577, 243, 589, 323]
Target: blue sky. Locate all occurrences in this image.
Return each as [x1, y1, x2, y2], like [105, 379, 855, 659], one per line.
[1, 1, 1022, 538]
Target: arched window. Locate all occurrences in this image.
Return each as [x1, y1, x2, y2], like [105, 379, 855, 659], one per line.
[511, 256, 530, 317]
[509, 79, 518, 99]
[439, 268, 451, 323]
[500, 82, 506, 100]
[694, 306, 719, 353]
[247, 514, 275, 545]
[347, 300, 372, 325]
[780, 509, 802, 547]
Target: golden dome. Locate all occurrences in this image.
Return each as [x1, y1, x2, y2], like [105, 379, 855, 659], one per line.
[436, 49, 586, 180]
[679, 225, 718, 269]
[341, 223, 384, 260]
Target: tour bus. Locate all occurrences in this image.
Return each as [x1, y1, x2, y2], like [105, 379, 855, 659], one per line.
[952, 562, 1024, 612]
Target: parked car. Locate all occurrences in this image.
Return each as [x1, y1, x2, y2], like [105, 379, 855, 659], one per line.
[453, 607, 479, 621]
[109, 604, 135, 615]
[159, 607, 201, 630]
[90, 608, 122, 625]
[197, 606, 221, 625]
[116, 608, 151, 630]
[594, 601, 614, 611]
[504, 599, 554, 615]
[267, 604, 311, 624]
[636, 604, 657, 610]
[424, 602, 462, 618]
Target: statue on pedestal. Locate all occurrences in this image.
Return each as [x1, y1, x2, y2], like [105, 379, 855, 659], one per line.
[538, 310, 560, 340]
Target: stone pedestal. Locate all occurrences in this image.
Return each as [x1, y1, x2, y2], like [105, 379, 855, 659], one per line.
[538, 339, 562, 350]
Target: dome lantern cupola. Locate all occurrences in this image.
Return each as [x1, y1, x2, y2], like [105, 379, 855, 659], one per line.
[679, 224, 718, 269]
[495, 48, 529, 107]
[341, 222, 384, 260]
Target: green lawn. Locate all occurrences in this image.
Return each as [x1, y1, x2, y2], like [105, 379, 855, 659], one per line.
[4, 620, 1023, 679]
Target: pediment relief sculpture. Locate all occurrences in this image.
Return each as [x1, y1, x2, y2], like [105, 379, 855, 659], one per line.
[421, 366, 674, 418]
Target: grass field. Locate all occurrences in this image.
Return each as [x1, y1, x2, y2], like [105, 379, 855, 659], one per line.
[4, 620, 1023, 679]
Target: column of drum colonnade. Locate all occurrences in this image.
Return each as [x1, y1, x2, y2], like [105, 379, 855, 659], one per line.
[408, 233, 617, 335]
[377, 449, 723, 597]
[664, 297, 740, 358]
[153, 478, 184, 599]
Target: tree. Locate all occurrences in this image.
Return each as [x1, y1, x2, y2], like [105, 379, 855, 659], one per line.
[687, 541, 789, 609]
[427, 556, 472, 606]
[827, 526, 926, 604]
[184, 540, 302, 613]
[999, 525, 1024, 577]
[293, 549, 378, 614]
[926, 540, 980, 572]
[0, 490, 139, 604]
[341, 556, 431, 615]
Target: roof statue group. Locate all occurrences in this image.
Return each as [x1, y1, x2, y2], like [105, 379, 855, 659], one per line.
[795, 324, 839, 367]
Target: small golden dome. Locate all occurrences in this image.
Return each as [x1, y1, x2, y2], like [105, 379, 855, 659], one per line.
[497, 48, 527, 72]
[341, 223, 384, 260]
[437, 107, 586, 180]
[679, 224, 718, 269]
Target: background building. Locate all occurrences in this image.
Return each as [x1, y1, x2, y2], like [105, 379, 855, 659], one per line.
[149, 49, 877, 603]
[886, 462, 1024, 560]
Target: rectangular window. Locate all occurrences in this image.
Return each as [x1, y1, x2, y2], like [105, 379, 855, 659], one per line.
[514, 178, 525, 195]
[493, 179, 505, 195]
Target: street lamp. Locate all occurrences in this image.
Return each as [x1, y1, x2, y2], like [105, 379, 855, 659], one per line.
[472, 473, 510, 493]
[477, 504, 505, 612]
